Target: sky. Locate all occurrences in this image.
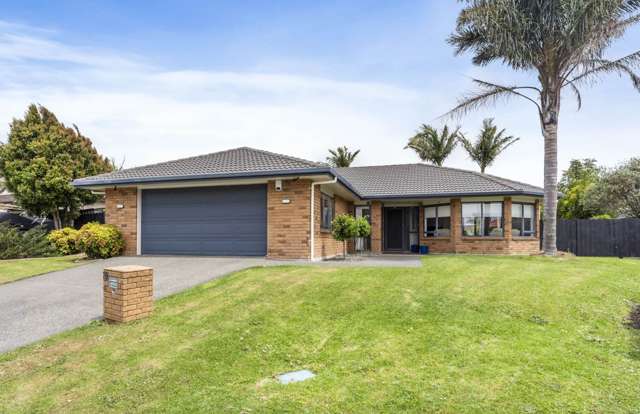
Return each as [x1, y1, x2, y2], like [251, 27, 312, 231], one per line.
[1, 1, 638, 186]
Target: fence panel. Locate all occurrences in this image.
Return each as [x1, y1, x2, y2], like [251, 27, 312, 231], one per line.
[556, 218, 640, 257]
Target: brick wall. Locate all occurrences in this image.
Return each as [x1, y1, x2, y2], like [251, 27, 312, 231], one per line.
[314, 190, 352, 259]
[266, 179, 312, 259]
[266, 179, 354, 260]
[370, 201, 382, 254]
[105, 187, 137, 256]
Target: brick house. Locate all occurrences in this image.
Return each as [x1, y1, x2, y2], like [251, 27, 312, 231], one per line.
[73, 147, 543, 260]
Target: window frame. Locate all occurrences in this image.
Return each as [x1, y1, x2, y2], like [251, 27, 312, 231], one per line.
[320, 193, 335, 230]
[423, 204, 451, 238]
[511, 202, 536, 237]
[461, 201, 505, 237]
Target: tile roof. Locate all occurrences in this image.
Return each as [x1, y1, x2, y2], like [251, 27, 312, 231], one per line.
[73, 147, 543, 198]
[73, 147, 329, 186]
[335, 163, 543, 199]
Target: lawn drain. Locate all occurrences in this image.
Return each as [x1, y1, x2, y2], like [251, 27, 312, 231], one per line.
[277, 369, 315, 384]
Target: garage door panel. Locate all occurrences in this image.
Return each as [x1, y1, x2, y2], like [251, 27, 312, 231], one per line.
[141, 185, 267, 256]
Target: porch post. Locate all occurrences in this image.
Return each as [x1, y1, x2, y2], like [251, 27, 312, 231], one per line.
[451, 199, 462, 253]
[370, 201, 382, 254]
[504, 197, 513, 242]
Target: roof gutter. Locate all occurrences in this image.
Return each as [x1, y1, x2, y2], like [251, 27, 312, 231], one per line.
[72, 167, 335, 188]
[310, 176, 338, 261]
[356, 190, 545, 200]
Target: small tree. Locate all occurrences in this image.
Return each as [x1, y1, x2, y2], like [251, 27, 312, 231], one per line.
[405, 124, 460, 166]
[355, 216, 371, 239]
[327, 146, 360, 167]
[587, 158, 640, 218]
[558, 159, 605, 219]
[331, 214, 359, 258]
[0, 104, 113, 228]
[458, 119, 519, 173]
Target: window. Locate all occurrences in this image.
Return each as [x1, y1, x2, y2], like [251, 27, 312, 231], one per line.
[462, 202, 503, 237]
[320, 193, 334, 230]
[512, 203, 535, 237]
[425, 205, 451, 237]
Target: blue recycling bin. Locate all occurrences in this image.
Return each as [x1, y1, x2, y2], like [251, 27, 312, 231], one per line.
[410, 244, 419, 253]
[419, 245, 429, 255]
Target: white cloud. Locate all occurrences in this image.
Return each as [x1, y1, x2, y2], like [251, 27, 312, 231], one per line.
[0, 22, 425, 171]
[0, 20, 638, 187]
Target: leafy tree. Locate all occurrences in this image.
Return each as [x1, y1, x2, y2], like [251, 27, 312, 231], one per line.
[405, 124, 460, 166]
[589, 158, 640, 218]
[327, 146, 360, 167]
[458, 119, 519, 173]
[0, 104, 113, 229]
[331, 214, 359, 258]
[558, 159, 605, 219]
[447, 1, 640, 255]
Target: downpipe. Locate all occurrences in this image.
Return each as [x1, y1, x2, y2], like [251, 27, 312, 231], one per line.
[310, 176, 338, 261]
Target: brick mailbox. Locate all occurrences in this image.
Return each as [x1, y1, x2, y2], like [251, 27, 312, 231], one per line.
[103, 265, 154, 323]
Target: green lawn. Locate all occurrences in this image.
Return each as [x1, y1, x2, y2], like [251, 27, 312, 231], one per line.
[1, 256, 639, 413]
[0, 255, 85, 285]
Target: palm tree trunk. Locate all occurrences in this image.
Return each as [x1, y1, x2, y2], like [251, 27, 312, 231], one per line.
[540, 87, 560, 256]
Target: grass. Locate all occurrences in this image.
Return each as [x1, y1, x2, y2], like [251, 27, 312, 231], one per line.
[0, 255, 86, 285]
[1, 256, 639, 413]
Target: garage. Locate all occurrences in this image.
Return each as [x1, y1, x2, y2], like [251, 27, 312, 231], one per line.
[141, 185, 267, 256]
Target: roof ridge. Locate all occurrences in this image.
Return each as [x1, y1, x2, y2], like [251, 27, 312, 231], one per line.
[461, 170, 517, 191]
[105, 147, 325, 175]
[112, 147, 245, 174]
[484, 173, 540, 190]
[241, 147, 327, 167]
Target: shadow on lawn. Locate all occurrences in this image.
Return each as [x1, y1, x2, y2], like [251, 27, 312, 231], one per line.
[626, 303, 640, 360]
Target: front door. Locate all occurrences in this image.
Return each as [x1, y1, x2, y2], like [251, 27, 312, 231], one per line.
[384, 208, 405, 251]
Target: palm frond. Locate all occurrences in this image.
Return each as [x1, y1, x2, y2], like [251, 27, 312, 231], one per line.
[568, 51, 640, 91]
[443, 78, 541, 119]
[566, 81, 583, 110]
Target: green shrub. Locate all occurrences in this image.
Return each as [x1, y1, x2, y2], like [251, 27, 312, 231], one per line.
[0, 222, 56, 259]
[354, 216, 372, 238]
[48, 227, 80, 255]
[77, 222, 124, 259]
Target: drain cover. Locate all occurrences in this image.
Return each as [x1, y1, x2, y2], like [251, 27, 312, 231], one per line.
[277, 369, 315, 384]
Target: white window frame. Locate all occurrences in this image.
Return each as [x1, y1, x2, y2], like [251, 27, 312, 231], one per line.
[511, 202, 536, 237]
[462, 202, 504, 237]
[424, 204, 451, 237]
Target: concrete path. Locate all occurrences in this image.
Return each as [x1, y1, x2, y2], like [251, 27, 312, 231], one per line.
[0, 255, 421, 353]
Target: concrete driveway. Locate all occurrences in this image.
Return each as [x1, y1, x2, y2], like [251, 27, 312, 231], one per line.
[0, 254, 421, 353]
[0, 256, 279, 353]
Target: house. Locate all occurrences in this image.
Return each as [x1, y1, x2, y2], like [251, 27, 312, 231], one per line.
[72, 147, 543, 260]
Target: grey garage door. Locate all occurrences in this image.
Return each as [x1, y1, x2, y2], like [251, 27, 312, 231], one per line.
[141, 185, 267, 256]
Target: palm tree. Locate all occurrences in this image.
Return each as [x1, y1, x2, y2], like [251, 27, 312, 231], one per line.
[458, 119, 519, 173]
[447, 1, 640, 255]
[327, 146, 360, 167]
[405, 124, 460, 166]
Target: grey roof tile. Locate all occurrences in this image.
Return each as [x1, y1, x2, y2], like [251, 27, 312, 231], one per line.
[73, 147, 543, 198]
[335, 164, 543, 198]
[73, 147, 328, 185]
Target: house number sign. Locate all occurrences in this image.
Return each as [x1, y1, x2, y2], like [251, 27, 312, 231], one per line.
[108, 277, 118, 292]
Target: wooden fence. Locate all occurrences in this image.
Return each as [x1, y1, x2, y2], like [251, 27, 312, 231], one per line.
[556, 218, 640, 257]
